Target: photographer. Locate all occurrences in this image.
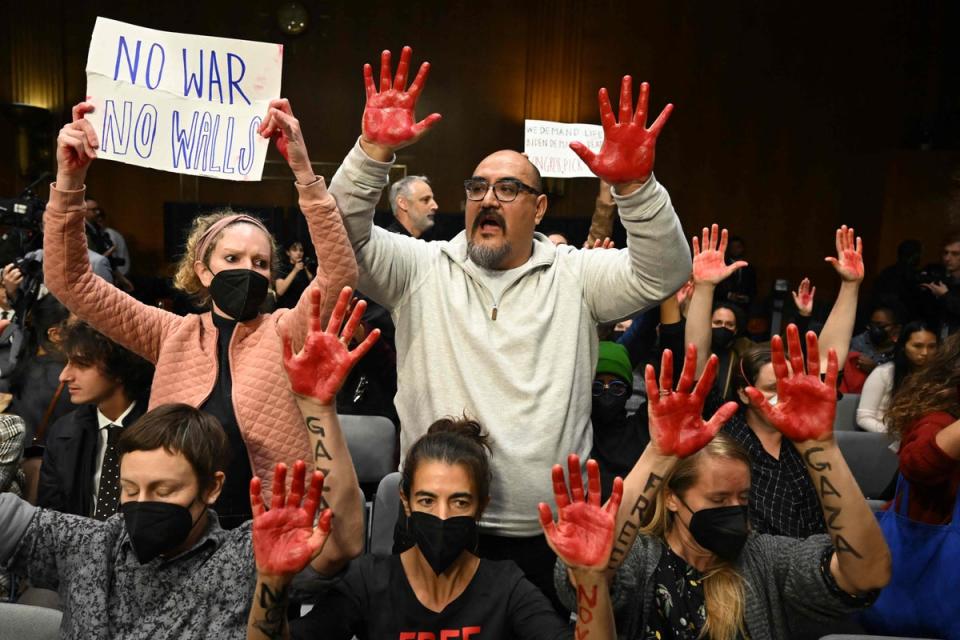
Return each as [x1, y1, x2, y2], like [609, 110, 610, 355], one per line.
[275, 241, 315, 309]
[918, 232, 960, 336]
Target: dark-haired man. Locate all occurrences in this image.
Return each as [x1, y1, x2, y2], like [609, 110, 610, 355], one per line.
[38, 322, 153, 518]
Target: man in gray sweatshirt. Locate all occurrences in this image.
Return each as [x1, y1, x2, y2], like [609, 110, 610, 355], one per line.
[329, 47, 691, 606]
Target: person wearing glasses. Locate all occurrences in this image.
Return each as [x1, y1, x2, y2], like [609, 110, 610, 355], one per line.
[328, 46, 690, 610]
[590, 341, 650, 502]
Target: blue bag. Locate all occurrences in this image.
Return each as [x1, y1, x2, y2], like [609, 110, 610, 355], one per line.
[860, 475, 960, 639]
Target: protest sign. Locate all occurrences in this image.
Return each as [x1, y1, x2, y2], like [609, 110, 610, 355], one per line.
[523, 119, 604, 179]
[84, 17, 282, 181]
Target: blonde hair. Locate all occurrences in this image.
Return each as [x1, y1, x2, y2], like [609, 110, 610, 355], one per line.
[172, 210, 279, 307]
[640, 433, 750, 640]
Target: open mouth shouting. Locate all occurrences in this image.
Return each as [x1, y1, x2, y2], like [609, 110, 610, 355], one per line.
[473, 210, 507, 237]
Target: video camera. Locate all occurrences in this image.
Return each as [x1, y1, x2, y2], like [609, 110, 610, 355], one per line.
[0, 194, 45, 233]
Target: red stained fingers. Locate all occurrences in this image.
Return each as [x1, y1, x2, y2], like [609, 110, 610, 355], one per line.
[618, 75, 633, 124]
[586, 459, 602, 507]
[634, 81, 649, 126]
[567, 454, 585, 503]
[598, 87, 616, 130]
[287, 459, 307, 509]
[551, 464, 570, 510]
[805, 331, 821, 378]
[270, 463, 287, 511]
[302, 470, 325, 522]
[770, 335, 789, 381]
[785, 324, 805, 375]
[379, 49, 392, 92]
[676, 343, 697, 394]
[250, 477, 265, 518]
[323, 287, 351, 336]
[659, 349, 674, 394]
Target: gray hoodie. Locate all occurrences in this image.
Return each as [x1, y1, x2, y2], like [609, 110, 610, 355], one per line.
[329, 141, 691, 536]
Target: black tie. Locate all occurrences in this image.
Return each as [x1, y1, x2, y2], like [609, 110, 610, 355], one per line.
[94, 425, 123, 520]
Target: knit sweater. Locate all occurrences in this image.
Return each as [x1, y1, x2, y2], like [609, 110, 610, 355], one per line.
[329, 140, 691, 536]
[42, 178, 358, 501]
[555, 533, 873, 639]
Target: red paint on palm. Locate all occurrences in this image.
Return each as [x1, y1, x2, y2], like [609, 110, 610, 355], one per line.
[570, 76, 673, 185]
[692, 224, 748, 285]
[282, 287, 380, 404]
[646, 345, 739, 458]
[362, 47, 442, 148]
[745, 325, 839, 442]
[792, 277, 815, 315]
[540, 457, 622, 570]
[250, 461, 332, 577]
[824, 225, 864, 283]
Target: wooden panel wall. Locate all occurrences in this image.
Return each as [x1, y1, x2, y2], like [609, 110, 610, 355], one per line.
[1, 0, 957, 299]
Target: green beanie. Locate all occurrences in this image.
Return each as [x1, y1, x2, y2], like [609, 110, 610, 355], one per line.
[596, 341, 633, 387]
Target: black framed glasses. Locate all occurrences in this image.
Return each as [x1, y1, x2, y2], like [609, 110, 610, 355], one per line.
[592, 379, 630, 397]
[463, 178, 542, 202]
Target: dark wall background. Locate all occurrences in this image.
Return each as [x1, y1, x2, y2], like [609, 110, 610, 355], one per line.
[2, 0, 959, 301]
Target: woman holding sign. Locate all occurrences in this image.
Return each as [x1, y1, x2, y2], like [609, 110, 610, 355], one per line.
[43, 99, 363, 569]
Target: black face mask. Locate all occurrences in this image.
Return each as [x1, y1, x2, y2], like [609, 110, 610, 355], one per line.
[121, 501, 202, 564]
[209, 269, 269, 322]
[679, 497, 749, 561]
[711, 327, 736, 352]
[408, 511, 478, 575]
[592, 393, 629, 427]
[867, 325, 888, 347]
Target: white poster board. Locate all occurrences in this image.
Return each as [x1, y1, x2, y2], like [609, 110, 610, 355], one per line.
[84, 17, 283, 181]
[523, 119, 604, 178]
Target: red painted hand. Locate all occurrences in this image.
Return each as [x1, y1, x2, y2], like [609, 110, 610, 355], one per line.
[282, 286, 380, 405]
[824, 225, 864, 283]
[745, 324, 838, 442]
[56, 102, 99, 181]
[692, 224, 748, 286]
[539, 456, 622, 570]
[251, 460, 332, 578]
[570, 76, 672, 186]
[646, 344, 739, 458]
[792, 277, 815, 316]
[258, 99, 312, 181]
[362, 46, 442, 151]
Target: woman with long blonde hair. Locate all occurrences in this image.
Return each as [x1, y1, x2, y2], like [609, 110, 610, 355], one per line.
[556, 327, 891, 639]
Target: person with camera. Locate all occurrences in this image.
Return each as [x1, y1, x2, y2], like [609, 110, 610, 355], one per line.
[275, 241, 315, 309]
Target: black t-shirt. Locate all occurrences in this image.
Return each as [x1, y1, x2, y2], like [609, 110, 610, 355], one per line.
[290, 554, 571, 640]
[276, 262, 311, 309]
[200, 313, 254, 529]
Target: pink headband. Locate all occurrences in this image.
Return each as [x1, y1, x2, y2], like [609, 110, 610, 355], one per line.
[195, 214, 271, 265]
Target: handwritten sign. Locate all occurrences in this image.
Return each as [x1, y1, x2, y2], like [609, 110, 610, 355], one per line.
[523, 119, 604, 179]
[84, 18, 282, 181]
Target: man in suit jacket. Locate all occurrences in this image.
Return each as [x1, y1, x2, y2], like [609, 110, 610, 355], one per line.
[38, 321, 152, 518]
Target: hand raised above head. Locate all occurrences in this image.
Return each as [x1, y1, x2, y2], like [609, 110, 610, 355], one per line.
[792, 277, 815, 316]
[250, 460, 332, 579]
[646, 344, 739, 458]
[824, 225, 864, 283]
[539, 455, 622, 571]
[56, 102, 100, 187]
[692, 224, 748, 286]
[570, 76, 672, 188]
[282, 286, 380, 405]
[258, 98, 313, 183]
[744, 324, 839, 442]
[361, 46, 442, 155]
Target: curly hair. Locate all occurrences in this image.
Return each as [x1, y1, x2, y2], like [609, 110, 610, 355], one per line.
[887, 331, 960, 440]
[61, 321, 155, 399]
[172, 210, 279, 307]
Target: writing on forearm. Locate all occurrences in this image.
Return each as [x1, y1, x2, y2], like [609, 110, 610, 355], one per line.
[802, 446, 863, 559]
[253, 581, 289, 640]
[575, 583, 599, 640]
[608, 472, 662, 569]
[306, 416, 333, 510]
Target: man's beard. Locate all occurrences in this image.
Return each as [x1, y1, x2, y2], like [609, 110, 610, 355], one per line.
[467, 239, 512, 269]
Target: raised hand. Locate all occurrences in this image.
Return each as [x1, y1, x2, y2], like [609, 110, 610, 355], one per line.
[824, 225, 864, 283]
[588, 237, 616, 250]
[792, 277, 815, 316]
[282, 286, 380, 405]
[56, 102, 100, 188]
[745, 324, 838, 442]
[675, 279, 694, 308]
[362, 46, 442, 151]
[692, 224, 748, 285]
[646, 344, 739, 458]
[539, 456, 622, 570]
[570, 76, 672, 187]
[258, 98, 313, 183]
[251, 460, 332, 578]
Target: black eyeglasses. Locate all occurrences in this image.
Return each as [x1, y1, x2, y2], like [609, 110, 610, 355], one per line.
[592, 379, 630, 397]
[463, 178, 542, 203]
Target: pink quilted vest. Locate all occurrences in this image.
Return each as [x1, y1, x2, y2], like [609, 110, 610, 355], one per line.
[43, 179, 358, 501]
